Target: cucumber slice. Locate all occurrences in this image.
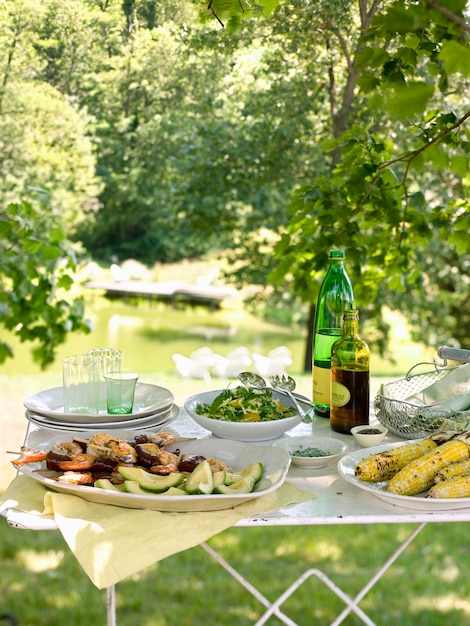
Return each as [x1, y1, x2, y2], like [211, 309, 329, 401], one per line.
[184, 460, 214, 495]
[118, 466, 184, 492]
[94, 478, 126, 492]
[215, 475, 257, 495]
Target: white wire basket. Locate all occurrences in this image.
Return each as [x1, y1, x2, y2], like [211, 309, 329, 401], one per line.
[374, 364, 469, 439]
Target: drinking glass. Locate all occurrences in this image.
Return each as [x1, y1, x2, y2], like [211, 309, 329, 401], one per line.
[103, 371, 139, 414]
[62, 354, 100, 415]
[87, 348, 123, 409]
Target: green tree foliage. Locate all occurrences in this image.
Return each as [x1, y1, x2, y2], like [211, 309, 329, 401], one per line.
[0, 0, 469, 369]
[265, 0, 470, 361]
[0, 196, 93, 367]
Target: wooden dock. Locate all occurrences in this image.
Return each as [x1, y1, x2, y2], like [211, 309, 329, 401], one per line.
[85, 279, 239, 309]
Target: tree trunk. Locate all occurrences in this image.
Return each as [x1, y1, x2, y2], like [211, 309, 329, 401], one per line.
[304, 302, 315, 373]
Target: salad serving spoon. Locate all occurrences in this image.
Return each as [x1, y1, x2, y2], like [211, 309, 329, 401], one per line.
[237, 371, 268, 390]
[269, 374, 312, 423]
[238, 372, 312, 423]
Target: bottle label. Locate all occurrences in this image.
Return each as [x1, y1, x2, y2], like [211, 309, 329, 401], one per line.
[313, 365, 331, 404]
[331, 381, 351, 407]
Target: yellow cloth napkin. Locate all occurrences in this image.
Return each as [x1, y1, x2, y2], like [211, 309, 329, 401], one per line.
[0, 475, 314, 589]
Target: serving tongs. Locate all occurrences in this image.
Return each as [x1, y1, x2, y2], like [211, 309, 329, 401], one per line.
[238, 371, 312, 423]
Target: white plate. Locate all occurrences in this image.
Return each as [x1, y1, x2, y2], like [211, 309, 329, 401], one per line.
[14, 437, 291, 512]
[24, 383, 174, 422]
[273, 436, 348, 469]
[184, 389, 302, 442]
[338, 442, 470, 510]
[25, 405, 180, 432]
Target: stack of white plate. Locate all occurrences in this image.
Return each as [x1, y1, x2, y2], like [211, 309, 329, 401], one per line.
[23, 383, 179, 432]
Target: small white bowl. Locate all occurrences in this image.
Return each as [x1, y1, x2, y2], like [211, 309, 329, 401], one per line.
[350, 425, 388, 447]
[184, 389, 301, 442]
[273, 436, 348, 469]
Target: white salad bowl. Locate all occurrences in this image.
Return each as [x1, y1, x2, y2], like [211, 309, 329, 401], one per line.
[184, 388, 303, 442]
[273, 436, 349, 469]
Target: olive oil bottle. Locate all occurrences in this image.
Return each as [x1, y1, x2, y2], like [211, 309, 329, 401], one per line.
[330, 308, 370, 434]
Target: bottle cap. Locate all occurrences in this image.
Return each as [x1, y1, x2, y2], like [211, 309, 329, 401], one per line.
[328, 250, 345, 259]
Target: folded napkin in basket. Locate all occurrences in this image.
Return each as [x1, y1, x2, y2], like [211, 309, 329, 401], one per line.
[0, 475, 315, 589]
[404, 363, 470, 411]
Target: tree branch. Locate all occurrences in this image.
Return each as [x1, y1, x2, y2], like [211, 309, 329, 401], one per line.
[425, 0, 470, 33]
[352, 108, 470, 216]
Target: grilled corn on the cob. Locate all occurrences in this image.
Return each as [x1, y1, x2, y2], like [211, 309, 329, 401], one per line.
[427, 476, 470, 499]
[434, 458, 470, 483]
[387, 439, 470, 496]
[354, 439, 437, 482]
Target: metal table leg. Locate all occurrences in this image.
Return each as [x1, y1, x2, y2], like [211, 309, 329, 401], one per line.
[201, 522, 427, 626]
[106, 586, 116, 626]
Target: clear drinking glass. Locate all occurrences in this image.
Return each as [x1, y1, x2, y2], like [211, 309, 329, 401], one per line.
[62, 354, 101, 415]
[86, 348, 123, 378]
[87, 348, 123, 410]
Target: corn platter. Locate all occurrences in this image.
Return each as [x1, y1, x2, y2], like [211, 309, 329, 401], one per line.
[355, 433, 470, 499]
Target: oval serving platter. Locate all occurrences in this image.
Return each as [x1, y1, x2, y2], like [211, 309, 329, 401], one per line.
[14, 435, 291, 512]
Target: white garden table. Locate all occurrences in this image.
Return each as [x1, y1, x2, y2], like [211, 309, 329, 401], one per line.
[3, 411, 470, 626]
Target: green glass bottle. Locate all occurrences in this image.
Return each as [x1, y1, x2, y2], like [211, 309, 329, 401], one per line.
[312, 250, 354, 418]
[330, 308, 370, 434]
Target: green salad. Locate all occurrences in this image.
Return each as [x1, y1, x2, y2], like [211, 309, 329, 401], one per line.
[195, 386, 295, 422]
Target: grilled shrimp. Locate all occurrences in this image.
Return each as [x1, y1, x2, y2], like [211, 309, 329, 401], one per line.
[150, 432, 176, 447]
[58, 454, 97, 471]
[88, 433, 117, 447]
[88, 438, 137, 464]
[208, 458, 233, 473]
[12, 447, 48, 465]
[149, 449, 180, 475]
[107, 439, 137, 464]
[157, 450, 180, 466]
[150, 463, 179, 475]
[52, 441, 83, 456]
[57, 471, 94, 485]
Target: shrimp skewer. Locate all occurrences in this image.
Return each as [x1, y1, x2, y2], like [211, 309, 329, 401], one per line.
[11, 447, 48, 465]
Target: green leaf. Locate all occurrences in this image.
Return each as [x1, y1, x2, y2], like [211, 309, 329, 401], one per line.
[0, 341, 14, 364]
[384, 82, 435, 118]
[450, 154, 468, 177]
[439, 41, 470, 77]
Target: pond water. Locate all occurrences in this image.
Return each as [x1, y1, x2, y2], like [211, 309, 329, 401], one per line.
[0, 295, 308, 378]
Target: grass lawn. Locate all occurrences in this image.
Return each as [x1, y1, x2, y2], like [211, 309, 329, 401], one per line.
[0, 519, 468, 625]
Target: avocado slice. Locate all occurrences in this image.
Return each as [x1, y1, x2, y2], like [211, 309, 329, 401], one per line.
[184, 460, 214, 495]
[212, 470, 226, 489]
[118, 466, 184, 492]
[123, 480, 151, 494]
[94, 478, 126, 492]
[215, 475, 257, 494]
[239, 462, 263, 482]
[225, 462, 264, 486]
[162, 487, 189, 496]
